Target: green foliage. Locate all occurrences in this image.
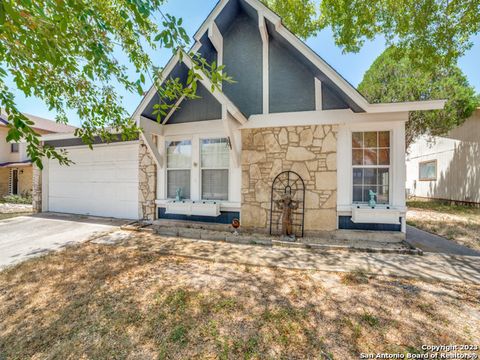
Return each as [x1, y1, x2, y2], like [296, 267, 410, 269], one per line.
[2, 194, 32, 204]
[0, 0, 229, 168]
[358, 47, 478, 147]
[262, 0, 321, 39]
[265, 0, 480, 70]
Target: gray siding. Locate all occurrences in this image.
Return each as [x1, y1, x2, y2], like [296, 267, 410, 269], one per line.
[197, 34, 218, 65]
[222, 13, 263, 117]
[269, 37, 315, 113]
[322, 83, 349, 110]
[167, 83, 222, 124]
[141, 63, 189, 122]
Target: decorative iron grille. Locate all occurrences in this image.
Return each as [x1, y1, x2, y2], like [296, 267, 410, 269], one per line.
[269, 171, 305, 238]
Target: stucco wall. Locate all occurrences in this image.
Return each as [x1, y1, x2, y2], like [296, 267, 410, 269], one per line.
[240, 125, 337, 233]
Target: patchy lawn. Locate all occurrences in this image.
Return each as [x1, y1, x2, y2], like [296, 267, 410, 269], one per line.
[407, 200, 480, 251]
[1, 234, 479, 359]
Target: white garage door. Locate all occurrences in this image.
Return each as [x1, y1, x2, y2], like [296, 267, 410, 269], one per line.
[47, 142, 139, 219]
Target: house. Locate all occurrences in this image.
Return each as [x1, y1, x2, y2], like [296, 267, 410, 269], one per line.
[0, 112, 76, 198]
[406, 108, 480, 205]
[34, 0, 445, 236]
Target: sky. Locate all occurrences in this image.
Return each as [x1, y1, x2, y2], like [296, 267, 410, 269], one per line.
[5, 0, 480, 127]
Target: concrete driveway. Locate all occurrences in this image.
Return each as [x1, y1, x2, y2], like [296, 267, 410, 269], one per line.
[406, 225, 480, 256]
[0, 213, 126, 269]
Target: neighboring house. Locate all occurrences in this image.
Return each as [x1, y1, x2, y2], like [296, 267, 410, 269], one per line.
[0, 112, 76, 198]
[406, 108, 480, 205]
[36, 0, 444, 236]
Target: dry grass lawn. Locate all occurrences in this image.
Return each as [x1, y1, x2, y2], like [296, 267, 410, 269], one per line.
[407, 200, 480, 251]
[0, 212, 32, 221]
[1, 233, 479, 359]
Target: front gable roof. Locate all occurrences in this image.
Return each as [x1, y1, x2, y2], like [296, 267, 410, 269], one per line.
[135, 0, 445, 125]
[195, 0, 368, 112]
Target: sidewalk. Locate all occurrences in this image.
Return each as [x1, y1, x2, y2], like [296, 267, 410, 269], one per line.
[112, 231, 480, 284]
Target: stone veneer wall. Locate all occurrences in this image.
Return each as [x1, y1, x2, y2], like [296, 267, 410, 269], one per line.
[138, 138, 157, 221]
[32, 164, 42, 213]
[0, 168, 9, 197]
[18, 166, 33, 196]
[241, 125, 337, 233]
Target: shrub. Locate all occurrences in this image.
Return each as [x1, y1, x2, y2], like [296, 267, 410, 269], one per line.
[2, 194, 32, 204]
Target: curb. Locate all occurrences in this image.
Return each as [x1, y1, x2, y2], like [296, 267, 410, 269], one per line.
[130, 225, 424, 256]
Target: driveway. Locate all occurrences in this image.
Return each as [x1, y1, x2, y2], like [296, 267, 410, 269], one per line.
[0, 213, 126, 269]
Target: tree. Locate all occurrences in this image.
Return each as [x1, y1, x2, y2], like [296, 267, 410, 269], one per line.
[2, 0, 479, 166]
[265, 0, 480, 69]
[358, 47, 478, 147]
[0, 0, 229, 168]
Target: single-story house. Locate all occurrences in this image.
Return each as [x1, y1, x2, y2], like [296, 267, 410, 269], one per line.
[406, 107, 480, 205]
[0, 112, 76, 198]
[34, 0, 445, 236]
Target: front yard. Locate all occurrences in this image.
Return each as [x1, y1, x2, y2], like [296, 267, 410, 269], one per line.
[407, 200, 480, 251]
[1, 233, 479, 359]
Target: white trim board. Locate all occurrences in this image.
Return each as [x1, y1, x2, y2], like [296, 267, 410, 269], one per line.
[258, 12, 269, 114]
[243, 109, 409, 129]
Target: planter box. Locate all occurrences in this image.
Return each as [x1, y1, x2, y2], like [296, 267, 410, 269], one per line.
[165, 201, 221, 217]
[351, 207, 401, 225]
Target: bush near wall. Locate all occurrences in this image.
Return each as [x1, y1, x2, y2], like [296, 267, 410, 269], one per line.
[2, 194, 33, 204]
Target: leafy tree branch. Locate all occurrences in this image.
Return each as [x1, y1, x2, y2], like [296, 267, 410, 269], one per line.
[265, 0, 480, 69]
[0, 0, 230, 168]
[358, 47, 478, 148]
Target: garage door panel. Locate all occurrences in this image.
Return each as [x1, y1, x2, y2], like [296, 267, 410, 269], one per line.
[48, 143, 140, 219]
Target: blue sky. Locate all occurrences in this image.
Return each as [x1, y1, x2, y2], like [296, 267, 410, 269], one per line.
[6, 0, 480, 127]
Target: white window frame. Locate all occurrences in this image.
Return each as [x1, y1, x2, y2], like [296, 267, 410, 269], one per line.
[199, 137, 230, 201]
[418, 159, 437, 181]
[162, 132, 232, 203]
[351, 131, 392, 205]
[165, 138, 193, 200]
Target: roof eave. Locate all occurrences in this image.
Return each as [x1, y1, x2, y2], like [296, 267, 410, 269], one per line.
[366, 99, 447, 113]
